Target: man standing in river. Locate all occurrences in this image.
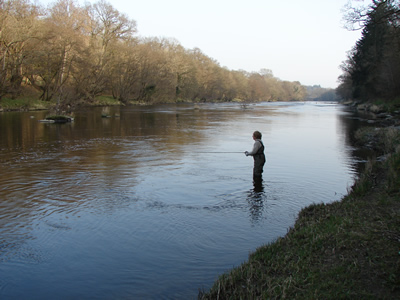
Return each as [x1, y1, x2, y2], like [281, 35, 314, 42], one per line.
[245, 131, 266, 178]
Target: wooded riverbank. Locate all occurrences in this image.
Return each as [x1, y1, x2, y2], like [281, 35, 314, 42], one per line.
[199, 102, 400, 299]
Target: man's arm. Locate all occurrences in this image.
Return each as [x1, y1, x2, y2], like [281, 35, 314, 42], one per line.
[246, 140, 261, 156]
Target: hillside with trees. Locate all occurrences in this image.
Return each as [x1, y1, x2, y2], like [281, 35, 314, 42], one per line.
[0, 0, 307, 108]
[305, 85, 339, 101]
[337, 0, 400, 103]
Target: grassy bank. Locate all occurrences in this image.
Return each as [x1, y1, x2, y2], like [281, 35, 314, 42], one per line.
[0, 96, 52, 111]
[0, 95, 229, 112]
[0, 95, 123, 112]
[199, 112, 400, 299]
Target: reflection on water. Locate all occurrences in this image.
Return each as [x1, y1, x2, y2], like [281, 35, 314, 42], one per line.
[0, 102, 366, 299]
[247, 177, 265, 223]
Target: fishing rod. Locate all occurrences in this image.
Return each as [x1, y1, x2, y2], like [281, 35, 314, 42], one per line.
[194, 151, 244, 154]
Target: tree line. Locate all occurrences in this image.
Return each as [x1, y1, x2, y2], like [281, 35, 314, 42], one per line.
[0, 0, 307, 107]
[337, 0, 400, 102]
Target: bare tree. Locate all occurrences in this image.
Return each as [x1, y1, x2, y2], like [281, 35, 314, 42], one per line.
[73, 0, 137, 100]
[0, 0, 41, 99]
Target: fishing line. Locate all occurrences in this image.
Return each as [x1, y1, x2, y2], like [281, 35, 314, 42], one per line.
[193, 151, 244, 154]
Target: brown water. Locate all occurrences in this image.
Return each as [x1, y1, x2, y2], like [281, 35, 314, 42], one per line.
[0, 102, 366, 299]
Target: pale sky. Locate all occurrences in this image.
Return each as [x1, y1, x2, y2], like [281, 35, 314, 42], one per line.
[42, 0, 363, 88]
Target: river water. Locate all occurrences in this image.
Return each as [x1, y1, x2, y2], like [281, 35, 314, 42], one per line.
[0, 102, 366, 299]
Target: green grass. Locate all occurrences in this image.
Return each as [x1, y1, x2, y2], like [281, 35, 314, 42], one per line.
[93, 95, 122, 106]
[199, 127, 400, 299]
[372, 97, 400, 113]
[0, 95, 122, 111]
[0, 96, 52, 111]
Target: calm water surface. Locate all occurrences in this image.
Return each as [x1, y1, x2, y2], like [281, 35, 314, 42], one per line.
[0, 102, 365, 299]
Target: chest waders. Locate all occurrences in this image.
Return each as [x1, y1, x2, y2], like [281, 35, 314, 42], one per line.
[253, 141, 266, 177]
